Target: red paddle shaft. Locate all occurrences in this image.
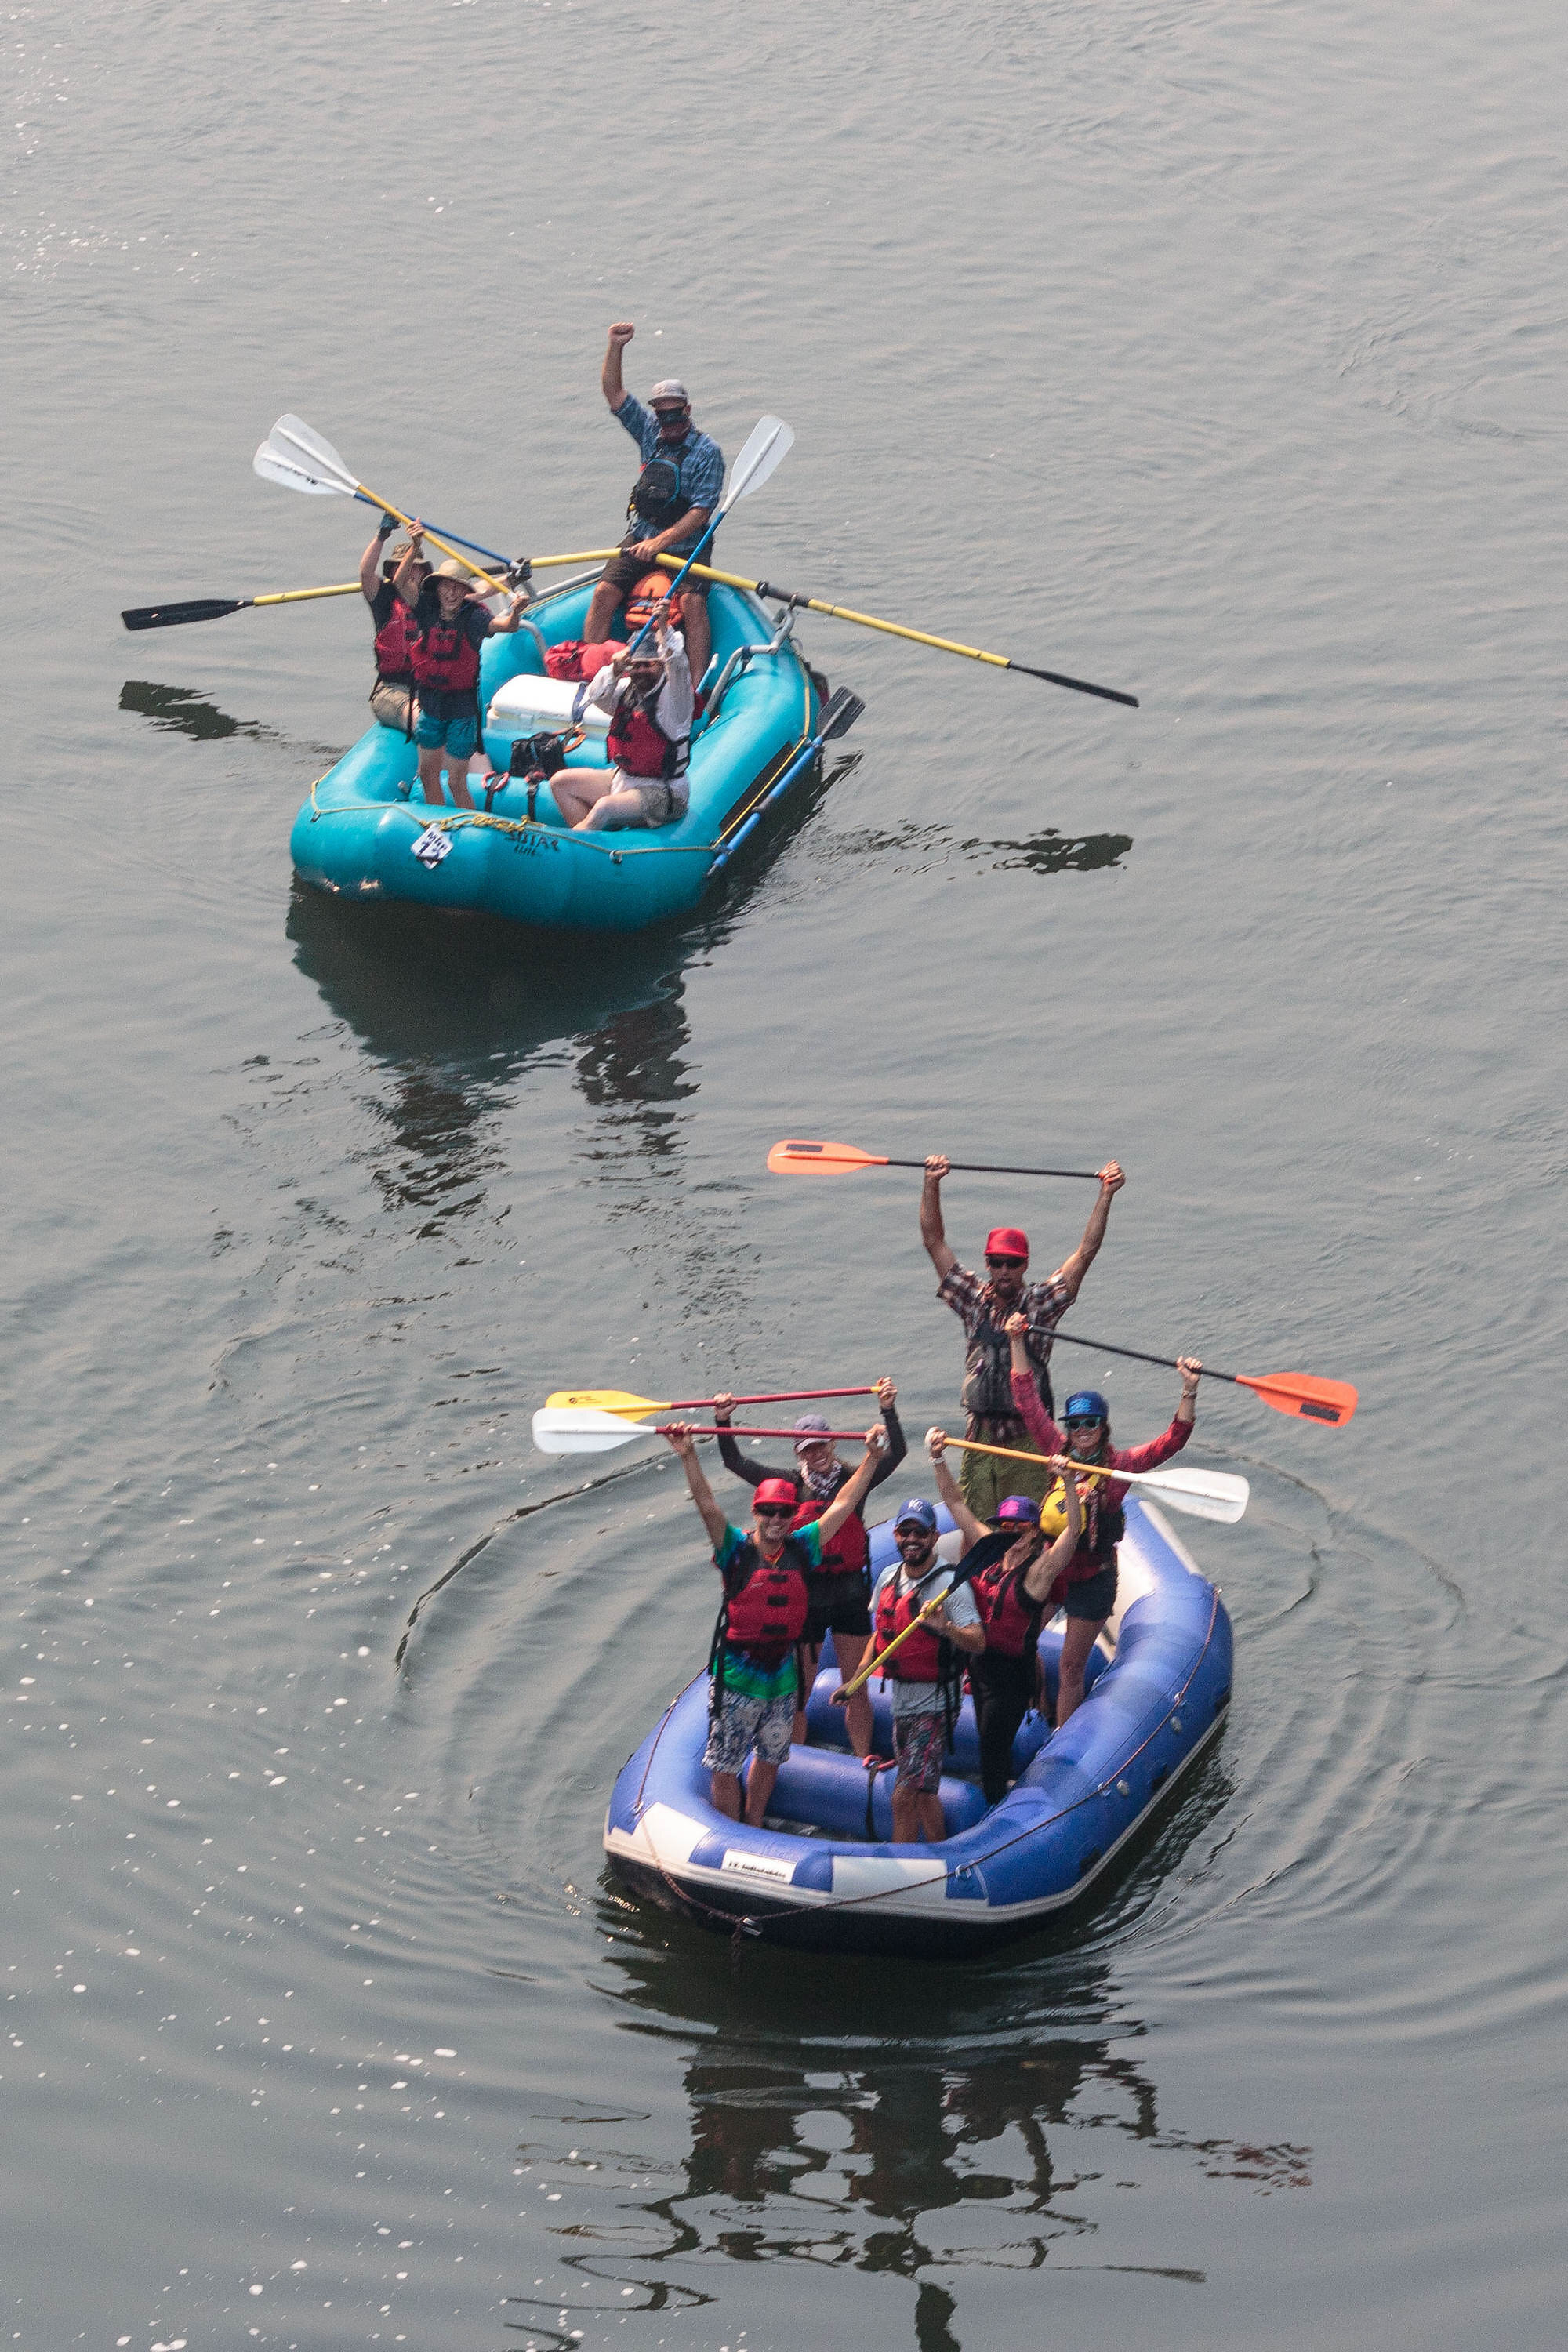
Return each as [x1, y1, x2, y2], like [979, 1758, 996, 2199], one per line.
[662, 1425, 878, 1442]
[666, 1385, 878, 1410]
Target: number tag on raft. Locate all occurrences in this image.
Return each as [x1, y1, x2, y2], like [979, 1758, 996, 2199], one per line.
[410, 825, 452, 869]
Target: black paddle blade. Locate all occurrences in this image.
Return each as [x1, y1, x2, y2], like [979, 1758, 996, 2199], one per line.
[1007, 660, 1138, 709]
[121, 597, 249, 632]
[817, 687, 865, 742]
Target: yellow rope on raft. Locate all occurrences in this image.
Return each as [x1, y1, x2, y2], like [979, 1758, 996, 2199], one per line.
[306, 768, 811, 859]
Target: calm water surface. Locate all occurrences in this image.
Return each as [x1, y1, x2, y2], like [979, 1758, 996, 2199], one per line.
[4, 2, 1566, 2346]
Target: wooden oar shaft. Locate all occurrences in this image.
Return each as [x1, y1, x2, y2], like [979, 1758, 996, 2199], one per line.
[252, 583, 363, 608]
[942, 1435, 1115, 1483]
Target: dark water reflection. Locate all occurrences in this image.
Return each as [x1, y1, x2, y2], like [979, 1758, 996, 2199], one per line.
[119, 677, 274, 741]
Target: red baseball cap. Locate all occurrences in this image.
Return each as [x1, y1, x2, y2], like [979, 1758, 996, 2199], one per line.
[985, 1226, 1029, 1259]
[754, 1478, 798, 1510]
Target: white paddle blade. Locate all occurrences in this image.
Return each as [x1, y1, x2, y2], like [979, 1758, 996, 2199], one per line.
[1132, 1465, 1249, 1525]
[721, 414, 793, 512]
[253, 441, 354, 498]
[532, 1405, 652, 1455]
[268, 412, 359, 492]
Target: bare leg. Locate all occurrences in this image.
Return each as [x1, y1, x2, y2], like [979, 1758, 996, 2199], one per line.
[416, 746, 447, 808]
[833, 1632, 874, 1758]
[794, 1641, 822, 1748]
[584, 580, 620, 644]
[891, 1784, 922, 1843]
[577, 785, 657, 832]
[916, 1792, 947, 1842]
[710, 1769, 742, 1820]
[552, 771, 613, 827]
[742, 1759, 781, 1826]
[1056, 1615, 1105, 1727]
[445, 761, 475, 812]
[679, 590, 710, 684]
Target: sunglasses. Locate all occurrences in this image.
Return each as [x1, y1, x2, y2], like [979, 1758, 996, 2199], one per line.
[1064, 1416, 1104, 1431]
[895, 1525, 935, 1542]
[755, 1505, 793, 1521]
[985, 1254, 1025, 1270]
[652, 405, 689, 422]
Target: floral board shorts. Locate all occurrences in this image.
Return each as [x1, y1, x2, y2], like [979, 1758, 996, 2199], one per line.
[891, 1709, 946, 1794]
[703, 1686, 796, 1774]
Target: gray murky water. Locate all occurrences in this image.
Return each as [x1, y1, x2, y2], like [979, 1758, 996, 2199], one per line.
[5, 2, 1567, 2345]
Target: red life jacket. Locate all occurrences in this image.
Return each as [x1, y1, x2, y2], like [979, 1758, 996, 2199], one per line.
[970, 1551, 1045, 1657]
[608, 682, 687, 782]
[411, 611, 481, 695]
[720, 1537, 811, 1664]
[788, 1490, 869, 1581]
[873, 1570, 949, 1682]
[373, 599, 420, 684]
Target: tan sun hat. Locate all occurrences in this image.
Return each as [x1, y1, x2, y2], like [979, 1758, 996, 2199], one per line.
[428, 557, 474, 588]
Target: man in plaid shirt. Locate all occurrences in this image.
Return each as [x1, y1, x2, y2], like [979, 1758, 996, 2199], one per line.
[920, 1152, 1127, 1515]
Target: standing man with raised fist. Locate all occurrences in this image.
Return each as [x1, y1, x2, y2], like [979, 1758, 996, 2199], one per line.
[583, 323, 724, 688]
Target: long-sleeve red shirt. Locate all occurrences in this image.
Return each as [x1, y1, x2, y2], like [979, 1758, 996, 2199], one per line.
[1010, 1367, 1192, 1581]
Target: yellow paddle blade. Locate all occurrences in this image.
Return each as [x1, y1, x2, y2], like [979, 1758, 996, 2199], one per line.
[543, 1388, 670, 1417]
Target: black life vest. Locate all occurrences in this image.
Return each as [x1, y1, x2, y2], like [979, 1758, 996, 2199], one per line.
[411, 608, 481, 695]
[627, 450, 688, 534]
[372, 597, 419, 684]
[607, 679, 687, 782]
[965, 1530, 1047, 1659]
[960, 1288, 1056, 1425]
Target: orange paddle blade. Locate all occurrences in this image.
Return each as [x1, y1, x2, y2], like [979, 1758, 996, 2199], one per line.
[1236, 1371, 1359, 1427]
[766, 1137, 891, 1175]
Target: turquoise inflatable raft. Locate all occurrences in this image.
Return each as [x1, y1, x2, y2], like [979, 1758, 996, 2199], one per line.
[290, 577, 826, 932]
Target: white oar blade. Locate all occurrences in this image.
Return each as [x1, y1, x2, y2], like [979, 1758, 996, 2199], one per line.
[268, 412, 359, 492]
[1134, 1465, 1249, 1525]
[532, 1405, 653, 1455]
[721, 414, 793, 511]
[253, 441, 353, 498]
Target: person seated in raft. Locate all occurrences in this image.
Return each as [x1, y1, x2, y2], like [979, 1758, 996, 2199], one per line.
[360, 514, 429, 735]
[583, 325, 723, 689]
[394, 535, 529, 812]
[921, 1152, 1127, 1519]
[710, 1380, 907, 1762]
[550, 616, 694, 832]
[924, 1428, 1082, 1806]
[663, 1419, 887, 1828]
[1004, 1312, 1202, 1729]
[833, 1496, 985, 1846]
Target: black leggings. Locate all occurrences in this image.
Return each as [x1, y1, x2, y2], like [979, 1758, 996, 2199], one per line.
[969, 1650, 1040, 1806]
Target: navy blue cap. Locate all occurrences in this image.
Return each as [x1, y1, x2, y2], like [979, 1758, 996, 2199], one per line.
[1063, 1391, 1109, 1424]
[893, 1497, 938, 1533]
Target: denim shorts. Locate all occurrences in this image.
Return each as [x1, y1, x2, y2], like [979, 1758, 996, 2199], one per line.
[413, 696, 478, 759]
[703, 1687, 796, 1774]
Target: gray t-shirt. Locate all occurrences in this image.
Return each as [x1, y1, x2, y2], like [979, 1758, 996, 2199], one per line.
[869, 1561, 981, 1719]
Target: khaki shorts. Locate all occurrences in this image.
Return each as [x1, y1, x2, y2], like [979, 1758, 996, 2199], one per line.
[610, 772, 690, 828]
[957, 1433, 1053, 1519]
[370, 679, 415, 734]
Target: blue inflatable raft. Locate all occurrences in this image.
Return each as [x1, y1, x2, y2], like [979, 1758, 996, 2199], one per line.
[290, 576, 824, 932]
[603, 1497, 1233, 1957]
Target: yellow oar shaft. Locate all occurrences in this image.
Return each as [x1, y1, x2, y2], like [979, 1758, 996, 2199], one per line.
[252, 583, 361, 608]
[654, 555, 1011, 670]
[840, 1593, 946, 1698]
[528, 549, 622, 568]
[355, 479, 511, 601]
[943, 1435, 1117, 1483]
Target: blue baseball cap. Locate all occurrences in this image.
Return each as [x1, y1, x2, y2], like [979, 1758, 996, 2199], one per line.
[994, 1494, 1040, 1526]
[1063, 1391, 1109, 1424]
[893, 1497, 938, 1533]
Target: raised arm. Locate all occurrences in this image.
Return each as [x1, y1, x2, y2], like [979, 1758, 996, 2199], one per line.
[1022, 1470, 1082, 1602]
[867, 1378, 907, 1486]
[1113, 1359, 1202, 1475]
[484, 590, 531, 639]
[816, 1429, 885, 1546]
[393, 528, 426, 609]
[920, 1152, 958, 1282]
[1052, 1162, 1126, 1304]
[925, 1427, 988, 1550]
[361, 514, 395, 601]
[663, 1423, 728, 1551]
[602, 321, 634, 412]
[1005, 1312, 1064, 1452]
[710, 1394, 772, 1489]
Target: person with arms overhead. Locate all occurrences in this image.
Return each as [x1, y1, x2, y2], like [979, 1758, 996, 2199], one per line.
[924, 1426, 1082, 1805]
[1005, 1312, 1201, 1728]
[920, 1150, 1126, 1518]
[710, 1378, 906, 1759]
[395, 535, 529, 811]
[583, 324, 724, 688]
[665, 1419, 885, 1828]
[837, 1494, 985, 1845]
[361, 515, 428, 735]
